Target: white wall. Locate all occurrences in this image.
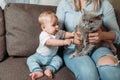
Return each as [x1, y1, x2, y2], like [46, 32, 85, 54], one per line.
[0, 0, 61, 9]
[0, 0, 6, 9]
[29, 0, 61, 6]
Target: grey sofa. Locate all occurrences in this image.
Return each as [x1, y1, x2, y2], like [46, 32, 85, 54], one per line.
[0, 0, 120, 80]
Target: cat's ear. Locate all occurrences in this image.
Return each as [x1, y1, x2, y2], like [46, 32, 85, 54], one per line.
[98, 14, 103, 17]
[96, 14, 103, 19]
[82, 9, 87, 16]
[82, 9, 87, 14]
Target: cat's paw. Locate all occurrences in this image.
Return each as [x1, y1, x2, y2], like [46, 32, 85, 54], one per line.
[69, 52, 80, 59]
[111, 48, 117, 55]
[69, 54, 75, 59]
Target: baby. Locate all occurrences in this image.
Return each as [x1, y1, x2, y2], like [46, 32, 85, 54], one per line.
[27, 11, 74, 80]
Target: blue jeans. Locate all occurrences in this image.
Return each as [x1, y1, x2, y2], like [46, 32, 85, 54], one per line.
[63, 47, 120, 80]
[27, 52, 63, 73]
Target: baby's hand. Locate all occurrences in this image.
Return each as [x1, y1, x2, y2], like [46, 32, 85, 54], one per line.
[63, 39, 73, 46]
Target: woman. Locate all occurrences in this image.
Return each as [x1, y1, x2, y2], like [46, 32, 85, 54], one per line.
[56, 0, 120, 80]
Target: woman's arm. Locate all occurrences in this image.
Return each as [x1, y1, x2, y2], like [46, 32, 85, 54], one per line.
[88, 28, 116, 44]
[88, 0, 120, 44]
[101, 0, 120, 44]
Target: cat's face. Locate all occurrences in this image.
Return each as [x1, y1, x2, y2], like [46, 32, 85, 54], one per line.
[81, 10, 102, 32]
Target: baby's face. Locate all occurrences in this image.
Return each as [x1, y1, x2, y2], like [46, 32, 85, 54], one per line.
[44, 16, 59, 35]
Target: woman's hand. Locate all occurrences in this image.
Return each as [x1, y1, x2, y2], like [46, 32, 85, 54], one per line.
[73, 32, 82, 45]
[88, 28, 103, 44]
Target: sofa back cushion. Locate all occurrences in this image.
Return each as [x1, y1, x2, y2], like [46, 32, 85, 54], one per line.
[0, 7, 6, 61]
[4, 3, 56, 56]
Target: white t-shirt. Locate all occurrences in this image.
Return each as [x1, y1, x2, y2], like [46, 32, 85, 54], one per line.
[36, 30, 65, 56]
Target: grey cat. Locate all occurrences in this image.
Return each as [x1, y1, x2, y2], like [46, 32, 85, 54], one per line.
[70, 10, 116, 59]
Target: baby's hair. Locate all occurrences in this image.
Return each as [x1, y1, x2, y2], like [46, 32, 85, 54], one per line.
[38, 11, 57, 27]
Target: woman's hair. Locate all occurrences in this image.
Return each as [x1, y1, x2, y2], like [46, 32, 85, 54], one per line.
[72, 0, 100, 11]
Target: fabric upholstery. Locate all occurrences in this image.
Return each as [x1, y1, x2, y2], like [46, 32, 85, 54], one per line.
[0, 7, 6, 61]
[5, 3, 56, 56]
[0, 57, 75, 80]
[0, 0, 120, 80]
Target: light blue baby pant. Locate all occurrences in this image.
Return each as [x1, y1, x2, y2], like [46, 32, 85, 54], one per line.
[63, 47, 120, 80]
[27, 52, 63, 73]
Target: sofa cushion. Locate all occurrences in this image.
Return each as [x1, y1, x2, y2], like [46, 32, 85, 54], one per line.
[4, 3, 56, 56]
[0, 57, 75, 80]
[0, 7, 6, 61]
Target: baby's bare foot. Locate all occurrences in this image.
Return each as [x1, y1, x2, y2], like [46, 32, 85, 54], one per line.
[44, 68, 53, 79]
[29, 71, 44, 80]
